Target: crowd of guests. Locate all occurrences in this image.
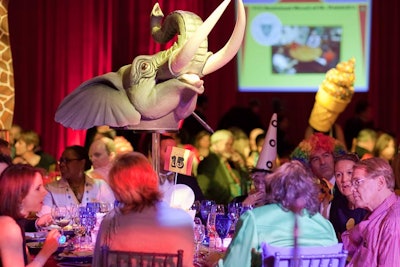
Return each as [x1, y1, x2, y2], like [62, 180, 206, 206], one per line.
[0, 109, 399, 267]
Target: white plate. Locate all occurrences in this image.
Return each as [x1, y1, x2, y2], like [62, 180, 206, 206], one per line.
[26, 232, 47, 241]
[59, 250, 93, 258]
[44, 224, 61, 230]
[163, 184, 195, 210]
[27, 241, 44, 249]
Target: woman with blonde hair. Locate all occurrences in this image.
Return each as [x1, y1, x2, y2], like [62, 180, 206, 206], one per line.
[373, 132, 396, 163]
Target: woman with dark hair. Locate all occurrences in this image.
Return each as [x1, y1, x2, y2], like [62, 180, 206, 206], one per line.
[37, 145, 115, 216]
[214, 160, 337, 267]
[92, 152, 194, 267]
[0, 164, 60, 266]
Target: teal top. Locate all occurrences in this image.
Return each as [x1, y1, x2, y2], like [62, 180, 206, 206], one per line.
[217, 203, 338, 267]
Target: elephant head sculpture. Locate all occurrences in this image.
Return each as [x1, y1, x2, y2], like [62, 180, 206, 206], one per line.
[55, 0, 245, 131]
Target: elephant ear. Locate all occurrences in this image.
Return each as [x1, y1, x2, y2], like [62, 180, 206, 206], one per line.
[55, 72, 141, 129]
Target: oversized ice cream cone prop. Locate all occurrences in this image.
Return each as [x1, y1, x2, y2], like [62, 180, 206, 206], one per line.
[309, 58, 355, 132]
[254, 113, 277, 172]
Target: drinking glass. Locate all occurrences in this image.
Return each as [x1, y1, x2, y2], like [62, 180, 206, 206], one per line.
[73, 223, 86, 249]
[79, 209, 97, 248]
[193, 218, 206, 263]
[99, 202, 113, 213]
[240, 204, 254, 215]
[227, 202, 241, 236]
[51, 206, 71, 244]
[227, 202, 241, 222]
[206, 204, 224, 248]
[190, 200, 201, 215]
[86, 202, 100, 213]
[200, 200, 215, 224]
[215, 214, 232, 251]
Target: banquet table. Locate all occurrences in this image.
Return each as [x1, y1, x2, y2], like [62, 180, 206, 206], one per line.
[29, 230, 229, 267]
[31, 251, 92, 267]
[32, 244, 226, 267]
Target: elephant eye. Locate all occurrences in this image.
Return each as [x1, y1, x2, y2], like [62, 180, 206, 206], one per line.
[141, 62, 150, 72]
[132, 56, 154, 80]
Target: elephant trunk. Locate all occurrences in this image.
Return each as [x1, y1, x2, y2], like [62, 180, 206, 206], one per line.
[150, 0, 239, 78]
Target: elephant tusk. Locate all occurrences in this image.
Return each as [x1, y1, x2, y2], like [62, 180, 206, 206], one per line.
[150, 3, 165, 38]
[202, 0, 246, 76]
[169, 0, 232, 75]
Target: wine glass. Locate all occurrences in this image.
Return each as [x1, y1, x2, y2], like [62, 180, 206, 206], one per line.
[227, 202, 241, 236]
[51, 206, 71, 244]
[190, 200, 201, 215]
[193, 218, 206, 263]
[79, 209, 97, 248]
[240, 203, 254, 215]
[215, 214, 232, 251]
[99, 202, 113, 213]
[200, 200, 215, 225]
[86, 202, 100, 213]
[206, 204, 224, 248]
[73, 223, 86, 249]
[227, 202, 241, 223]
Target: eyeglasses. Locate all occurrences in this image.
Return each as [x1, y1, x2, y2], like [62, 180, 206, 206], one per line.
[351, 178, 366, 188]
[58, 158, 82, 164]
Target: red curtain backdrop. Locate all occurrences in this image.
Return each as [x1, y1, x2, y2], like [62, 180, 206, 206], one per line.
[6, 0, 400, 159]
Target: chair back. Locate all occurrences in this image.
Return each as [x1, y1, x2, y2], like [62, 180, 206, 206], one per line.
[101, 245, 183, 267]
[261, 243, 348, 267]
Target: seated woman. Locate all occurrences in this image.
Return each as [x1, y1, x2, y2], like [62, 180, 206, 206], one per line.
[92, 152, 194, 267]
[37, 145, 115, 216]
[215, 160, 338, 267]
[330, 153, 368, 241]
[12, 130, 57, 173]
[0, 164, 60, 266]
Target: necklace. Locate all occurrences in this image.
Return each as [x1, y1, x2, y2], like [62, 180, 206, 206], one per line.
[69, 182, 85, 203]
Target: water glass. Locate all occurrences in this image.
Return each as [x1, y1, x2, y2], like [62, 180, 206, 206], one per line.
[200, 200, 215, 225]
[206, 204, 224, 248]
[215, 214, 232, 251]
[79, 209, 97, 248]
[86, 202, 100, 213]
[193, 218, 206, 263]
[240, 204, 253, 215]
[99, 202, 114, 213]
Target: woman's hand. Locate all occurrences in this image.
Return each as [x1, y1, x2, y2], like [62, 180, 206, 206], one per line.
[36, 214, 53, 228]
[242, 191, 266, 207]
[41, 229, 60, 254]
[31, 229, 61, 266]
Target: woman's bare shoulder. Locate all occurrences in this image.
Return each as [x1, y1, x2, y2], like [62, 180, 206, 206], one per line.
[0, 216, 21, 239]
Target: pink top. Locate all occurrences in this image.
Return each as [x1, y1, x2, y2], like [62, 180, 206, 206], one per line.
[342, 193, 400, 266]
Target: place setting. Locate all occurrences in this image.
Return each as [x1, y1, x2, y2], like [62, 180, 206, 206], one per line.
[26, 203, 112, 266]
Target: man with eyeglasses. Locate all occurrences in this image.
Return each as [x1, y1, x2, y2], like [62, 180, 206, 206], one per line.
[342, 157, 400, 266]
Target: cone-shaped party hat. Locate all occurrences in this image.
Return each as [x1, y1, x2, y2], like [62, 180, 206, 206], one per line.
[254, 113, 277, 172]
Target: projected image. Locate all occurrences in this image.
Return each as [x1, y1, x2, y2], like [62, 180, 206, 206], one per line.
[238, 0, 371, 92]
[271, 26, 341, 74]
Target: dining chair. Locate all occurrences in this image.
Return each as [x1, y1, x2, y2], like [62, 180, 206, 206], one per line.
[101, 245, 184, 267]
[261, 242, 348, 267]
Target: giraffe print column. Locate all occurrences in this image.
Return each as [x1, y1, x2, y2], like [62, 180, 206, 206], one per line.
[0, 0, 14, 139]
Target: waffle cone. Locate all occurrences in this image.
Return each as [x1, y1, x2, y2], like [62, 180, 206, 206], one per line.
[309, 88, 351, 132]
[309, 58, 355, 132]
